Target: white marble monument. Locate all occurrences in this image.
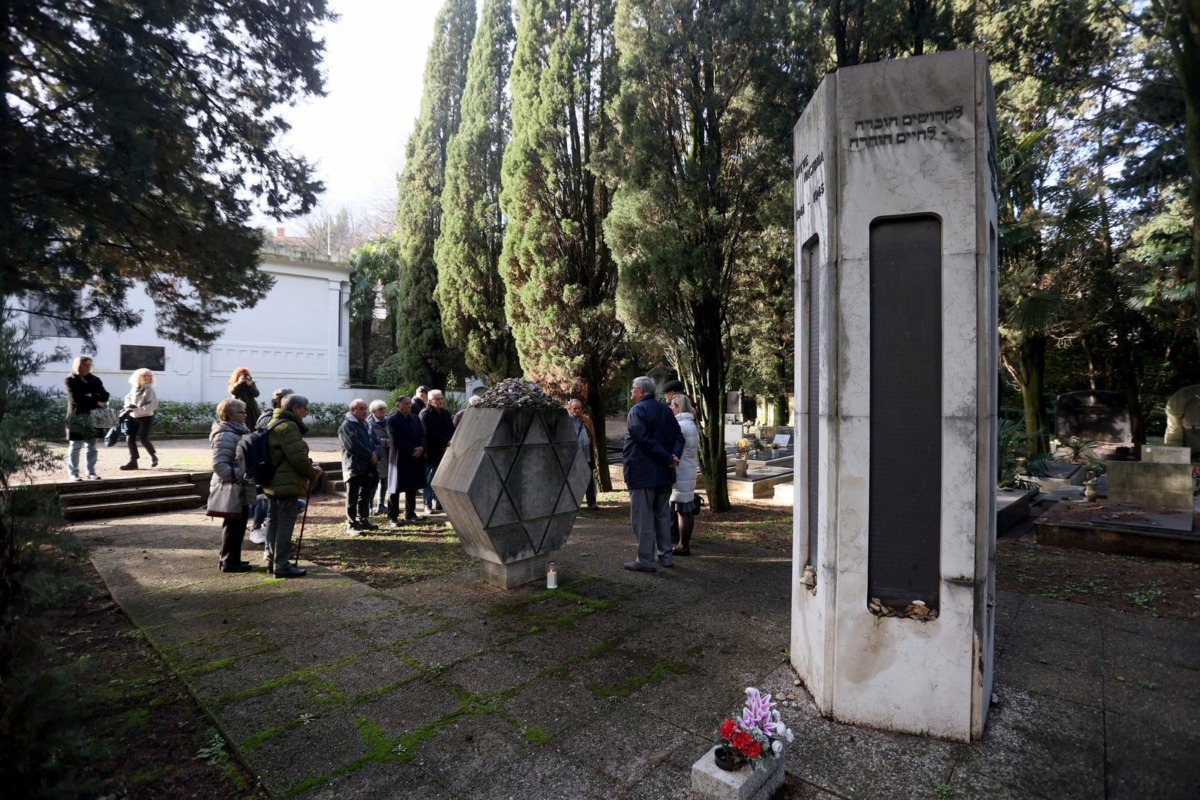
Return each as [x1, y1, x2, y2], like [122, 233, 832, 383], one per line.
[791, 50, 998, 741]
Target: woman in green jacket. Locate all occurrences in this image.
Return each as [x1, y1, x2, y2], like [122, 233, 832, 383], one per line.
[264, 394, 322, 577]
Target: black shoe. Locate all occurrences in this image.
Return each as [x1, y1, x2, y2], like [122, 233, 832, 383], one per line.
[623, 561, 657, 573]
[150, 454, 159, 467]
[359, 520, 380, 531]
[220, 561, 251, 573]
[119, 462, 138, 471]
[657, 556, 675, 568]
[587, 504, 600, 510]
[271, 565, 306, 578]
[673, 546, 692, 556]
[404, 514, 420, 523]
[387, 517, 401, 528]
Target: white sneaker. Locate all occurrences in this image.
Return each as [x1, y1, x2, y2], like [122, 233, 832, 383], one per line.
[249, 527, 266, 544]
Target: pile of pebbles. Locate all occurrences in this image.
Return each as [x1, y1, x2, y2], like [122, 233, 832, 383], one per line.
[478, 378, 562, 409]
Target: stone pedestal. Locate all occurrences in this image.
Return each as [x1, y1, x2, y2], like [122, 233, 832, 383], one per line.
[792, 50, 998, 741]
[690, 746, 784, 800]
[1107, 461, 1194, 510]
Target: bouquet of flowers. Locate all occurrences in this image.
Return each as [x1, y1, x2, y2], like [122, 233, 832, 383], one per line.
[736, 437, 751, 456]
[717, 687, 794, 769]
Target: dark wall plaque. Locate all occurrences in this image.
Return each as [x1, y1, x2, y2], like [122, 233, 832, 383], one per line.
[120, 345, 166, 372]
[868, 216, 941, 609]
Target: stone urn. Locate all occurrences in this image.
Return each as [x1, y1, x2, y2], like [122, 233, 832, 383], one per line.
[431, 404, 591, 589]
[734, 458, 748, 479]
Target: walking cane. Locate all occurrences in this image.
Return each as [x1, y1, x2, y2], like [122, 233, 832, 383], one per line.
[292, 478, 315, 565]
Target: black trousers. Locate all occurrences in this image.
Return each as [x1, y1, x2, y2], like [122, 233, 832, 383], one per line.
[388, 491, 417, 520]
[219, 510, 248, 565]
[126, 415, 156, 461]
[346, 474, 375, 522]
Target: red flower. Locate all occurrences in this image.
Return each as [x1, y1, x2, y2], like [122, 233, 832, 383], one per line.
[720, 719, 736, 741]
[731, 730, 754, 753]
[743, 740, 762, 759]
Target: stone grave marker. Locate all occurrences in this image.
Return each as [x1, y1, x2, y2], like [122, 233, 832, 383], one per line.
[1164, 384, 1200, 459]
[1054, 390, 1131, 443]
[792, 50, 997, 741]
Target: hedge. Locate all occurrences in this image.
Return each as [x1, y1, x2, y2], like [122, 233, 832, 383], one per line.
[31, 396, 348, 440]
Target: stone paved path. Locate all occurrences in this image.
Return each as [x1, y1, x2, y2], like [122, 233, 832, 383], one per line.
[75, 503, 1199, 799]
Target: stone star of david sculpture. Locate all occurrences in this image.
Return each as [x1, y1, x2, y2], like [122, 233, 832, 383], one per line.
[432, 404, 592, 588]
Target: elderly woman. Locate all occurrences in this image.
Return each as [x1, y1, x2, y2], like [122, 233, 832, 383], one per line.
[64, 355, 110, 480]
[121, 367, 159, 470]
[206, 398, 254, 572]
[669, 394, 701, 556]
[368, 399, 390, 515]
[227, 367, 261, 426]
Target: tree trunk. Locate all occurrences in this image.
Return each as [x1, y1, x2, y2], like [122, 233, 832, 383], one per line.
[585, 375, 613, 492]
[1020, 335, 1049, 453]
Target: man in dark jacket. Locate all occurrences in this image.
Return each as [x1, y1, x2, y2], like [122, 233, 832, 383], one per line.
[264, 394, 322, 577]
[622, 376, 684, 572]
[419, 389, 455, 513]
[386, 396, 425, 525]
[339, 398, 380, 534]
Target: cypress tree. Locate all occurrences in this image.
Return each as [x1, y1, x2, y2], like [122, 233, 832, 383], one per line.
[435, 0, 520, 383]
[1, 0, 333, 349]
[601, 0, 814, 510]
[395, 0, 476, 390]
[500, 0, 623, 490]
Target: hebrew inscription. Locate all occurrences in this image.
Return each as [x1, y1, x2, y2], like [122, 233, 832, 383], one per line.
[848, 105, 964, 150]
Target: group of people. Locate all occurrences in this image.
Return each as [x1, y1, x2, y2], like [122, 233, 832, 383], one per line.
[63, 355, 160, 480]
[207, 369, 321, 577]
[622, 376, 701, 572]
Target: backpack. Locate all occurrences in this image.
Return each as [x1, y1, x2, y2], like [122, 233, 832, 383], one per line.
[241, 419, 285, 485]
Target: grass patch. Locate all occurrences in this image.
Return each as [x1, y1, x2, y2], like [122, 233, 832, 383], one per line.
[524, 725, 552, 744]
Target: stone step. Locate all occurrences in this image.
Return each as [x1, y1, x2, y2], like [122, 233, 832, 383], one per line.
[54, 472, 204, 496]
[60, 482, 199, 507]
[64, 494, 205, 521]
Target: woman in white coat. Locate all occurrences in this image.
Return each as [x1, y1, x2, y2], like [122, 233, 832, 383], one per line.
[669, 394, 700, 555]
[121, 367, 159, 469]
[206, 398, 254, 572]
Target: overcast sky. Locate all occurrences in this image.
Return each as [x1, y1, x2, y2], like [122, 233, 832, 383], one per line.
[269, 0, 446, 232]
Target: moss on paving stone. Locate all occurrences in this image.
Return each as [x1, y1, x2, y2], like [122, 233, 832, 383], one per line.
[587, 659, 688, 699]
[226, 652, 363, 703]
[523, 724, 552, 745]
[183, 656, 237, 676]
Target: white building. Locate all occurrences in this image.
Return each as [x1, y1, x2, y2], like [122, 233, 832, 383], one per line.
[24, 240, 382, 406]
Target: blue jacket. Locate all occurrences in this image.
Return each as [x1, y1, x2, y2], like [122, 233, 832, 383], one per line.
[338, 414, 376, 478]
[622, 396, 685, 489]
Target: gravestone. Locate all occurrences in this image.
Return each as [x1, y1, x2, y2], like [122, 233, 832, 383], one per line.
[1164, 384, 1200, 459]
[1054, 390, 1132, 443]
[431, 381, 591, 588]
[792, 50, 997, 741]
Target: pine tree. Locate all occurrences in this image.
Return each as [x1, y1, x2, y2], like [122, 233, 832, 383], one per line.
[500, 0, 624, 490]
[601, 0, 814, 510]
[0, 0, 333, 349]
[395, 0, 476, 390]
[435, 0, 520, 383]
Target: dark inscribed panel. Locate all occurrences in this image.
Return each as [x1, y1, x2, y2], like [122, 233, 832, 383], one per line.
[868, 217, 941, 609]
[803, 236, 820, 568]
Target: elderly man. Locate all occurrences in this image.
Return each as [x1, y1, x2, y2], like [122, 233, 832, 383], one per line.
[622, 376, 684, 572]
[412, 385, 430, 416]
[419, 389, 455, 514]
[386, 395, 425, 525]
[567, 398, 599, 510]
[368, 399, 390, 515]
[264, 394, 323, 577]
[339, 399, 380, 535]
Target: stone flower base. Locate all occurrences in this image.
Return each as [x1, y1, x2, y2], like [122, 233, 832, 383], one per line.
[691, 744, 785, 800]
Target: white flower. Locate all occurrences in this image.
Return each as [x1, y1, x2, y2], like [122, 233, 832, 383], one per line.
[785, 728, 795, 743]
[744, 687, 754, 696]
[772, 709, 781, 722]
[772, 740, 783, 755]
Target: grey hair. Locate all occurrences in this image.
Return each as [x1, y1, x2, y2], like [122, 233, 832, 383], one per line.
[282, 393, 309, 412]
[349, 397, 367, 410]
[368, 399, 387, 412]
[632, 376, 656, 396]
[271, 387, 294, 407]
[468, 395, 482, 407]
[428, 389, 444, 401]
